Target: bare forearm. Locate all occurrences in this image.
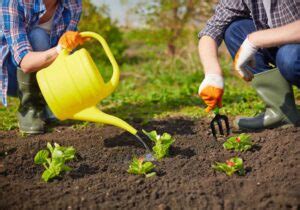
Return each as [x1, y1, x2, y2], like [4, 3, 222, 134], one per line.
[249, 20, 300, 48]
[20, 47, 58, 73]
[198, 36, 223, 75]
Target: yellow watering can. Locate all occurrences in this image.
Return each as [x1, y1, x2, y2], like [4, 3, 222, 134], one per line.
[36, 32, 138, 135]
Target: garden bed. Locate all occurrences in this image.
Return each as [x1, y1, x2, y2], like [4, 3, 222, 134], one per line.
[0, 117, 299, 210]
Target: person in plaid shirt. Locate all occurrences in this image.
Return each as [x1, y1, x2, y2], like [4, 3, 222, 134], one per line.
[198, 0, 300, 130]
[0, 0, 86, 134]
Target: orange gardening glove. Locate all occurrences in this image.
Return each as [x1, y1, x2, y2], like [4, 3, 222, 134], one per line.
[198, 74, 224, 112]
[57, 31, 86, 52]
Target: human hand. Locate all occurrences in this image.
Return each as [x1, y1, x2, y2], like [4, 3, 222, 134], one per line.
[57, 31, 87, 52]
[233, 36, 258, 81]
[198, 74, 224, 112]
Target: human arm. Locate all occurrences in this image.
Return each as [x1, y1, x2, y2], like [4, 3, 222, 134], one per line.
[20, 31, 87, 73]
[234, 20, 300, 81]
[198, 0, 249, 111]
[198, 36, 224, 112]
[248, 20, 300, 48]
[20, 48, 59, 73]
[198, 36, 223, 76]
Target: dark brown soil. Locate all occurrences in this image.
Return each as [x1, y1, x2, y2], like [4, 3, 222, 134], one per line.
[0, 117, 299, 210]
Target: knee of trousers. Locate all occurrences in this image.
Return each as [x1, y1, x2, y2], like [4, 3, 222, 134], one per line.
[224, 19, 256, 58]
[276, 44, 300, 86]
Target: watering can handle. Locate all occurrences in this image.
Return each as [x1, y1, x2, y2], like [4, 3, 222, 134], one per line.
[79, 31, 120, 93]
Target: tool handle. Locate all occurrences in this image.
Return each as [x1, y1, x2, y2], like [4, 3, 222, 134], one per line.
[80, 31, 120, 93]
[213, 107, 220, 115]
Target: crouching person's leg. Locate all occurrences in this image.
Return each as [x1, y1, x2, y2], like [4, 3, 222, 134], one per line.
[276, 44, 300, 88]
[224, 20, 300, 130]
[236, 69, 300, 130]
[17, 27, 51, 134]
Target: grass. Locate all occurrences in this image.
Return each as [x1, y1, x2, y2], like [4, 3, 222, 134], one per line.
[0, 99, 18, 131]
[1, 29, 299, 131]
[99, 54, 264, 123]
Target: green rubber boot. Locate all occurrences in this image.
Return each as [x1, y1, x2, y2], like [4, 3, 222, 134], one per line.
[236, 68, 300, 130]
[17, 69, 46, 134]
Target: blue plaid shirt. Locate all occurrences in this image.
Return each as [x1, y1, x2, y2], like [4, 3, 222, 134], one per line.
[0, 0, 82, 106]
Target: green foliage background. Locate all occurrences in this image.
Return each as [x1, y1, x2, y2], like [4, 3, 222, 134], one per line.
[78, 0, 126, 64]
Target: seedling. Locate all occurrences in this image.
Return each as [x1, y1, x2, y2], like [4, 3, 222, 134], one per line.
[223, 133, 252, 152]
[143, 130, 175, 160]
[212, 157, 245, 176]
[34, 143, 76, 182]
[127, 157, 156, 177]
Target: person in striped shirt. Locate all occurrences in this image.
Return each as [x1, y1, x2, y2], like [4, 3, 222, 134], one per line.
[0, 0, 86, 134]
[198, 0, 300, 130]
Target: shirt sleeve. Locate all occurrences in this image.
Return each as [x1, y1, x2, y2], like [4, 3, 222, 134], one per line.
[198, 0, 250, 46]
[67, 1, 82, 31]
[2, 0, 32, 66]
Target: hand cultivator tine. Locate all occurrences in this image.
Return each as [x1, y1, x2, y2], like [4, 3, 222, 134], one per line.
[221, 114, 231, 135]
[210, 108, 231, 138]
[216, 117, 224, 136]
[210, 118, 217, 138]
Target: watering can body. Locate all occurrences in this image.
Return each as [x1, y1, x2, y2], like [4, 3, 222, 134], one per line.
[36, 32, 137, 135]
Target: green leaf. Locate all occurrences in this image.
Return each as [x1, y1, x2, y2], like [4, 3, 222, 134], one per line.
[145, 172, 157, 178]
[54, 143, 60, 148]
[127, 157, 141, 175]
[52, 149, 63, 158]
[142, 130, 158, 143]
[143, 130, 175, 160]
[42, 169, 55, 182]
[212, 162, 235, 176]
[47, 143, 54, 153]
[34, 150, 49, 165]
[127, 157, 155, 175]
[63, 147, 76, 161]
[142, 161, 155, 173]
[212, 157, 245, 176]
[49, 162, 62, 177]
[36, 142, 76, 182]
[223, 134, 253, 152]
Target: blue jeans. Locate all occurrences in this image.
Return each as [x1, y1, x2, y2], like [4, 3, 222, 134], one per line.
[7, 27, 51, 96]
[224, 19, 300, 88]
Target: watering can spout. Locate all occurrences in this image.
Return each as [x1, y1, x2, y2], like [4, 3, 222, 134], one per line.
[71, 107, 138, 135]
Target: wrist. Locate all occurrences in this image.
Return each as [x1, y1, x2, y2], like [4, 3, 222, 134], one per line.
[205, 73, 224, 88]
[199, 73, 224, 94]
[247, 33, 260, 49]
[55, 44, 62, 54]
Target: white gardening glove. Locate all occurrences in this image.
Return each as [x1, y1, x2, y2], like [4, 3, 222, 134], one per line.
[198, 74, 224, 112]
[234, 36, 258, 81]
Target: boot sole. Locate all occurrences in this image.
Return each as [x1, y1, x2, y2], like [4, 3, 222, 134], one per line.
[235, 119, 295, 132]
[18, 123, 45, 135]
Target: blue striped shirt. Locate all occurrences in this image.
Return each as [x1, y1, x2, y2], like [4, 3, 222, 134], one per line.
[0, 0, 82, 106]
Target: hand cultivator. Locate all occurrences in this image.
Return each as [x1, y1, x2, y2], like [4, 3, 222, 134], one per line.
[210, 108, 230, 138]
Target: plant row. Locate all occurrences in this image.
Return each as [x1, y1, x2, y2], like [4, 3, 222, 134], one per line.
[34, 132, 253, 182]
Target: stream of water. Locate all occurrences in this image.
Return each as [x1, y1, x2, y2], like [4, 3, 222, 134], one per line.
[135, 134, 155, 161]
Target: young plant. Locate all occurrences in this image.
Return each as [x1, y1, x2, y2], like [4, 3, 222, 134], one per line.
[143, 130, 175, 160]
[127, 157, 156, 178]
[34, 143, 76, 182]
[212, 157, 245, 176]
[223, 133, 253, 152]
